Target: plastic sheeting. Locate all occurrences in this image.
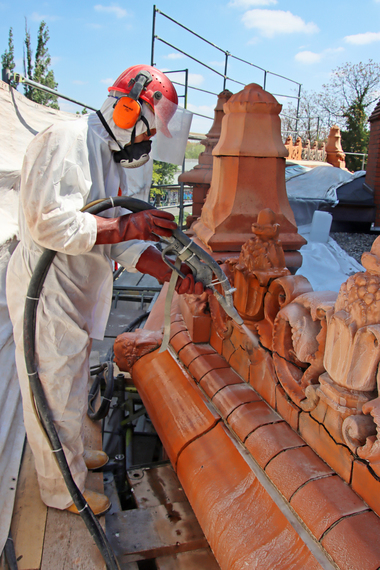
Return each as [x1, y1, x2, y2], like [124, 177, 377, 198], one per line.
[297, 224, 364, 292]
[286, 165, 367, 226]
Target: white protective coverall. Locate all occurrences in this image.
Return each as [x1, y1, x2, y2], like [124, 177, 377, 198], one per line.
[6, 97, 155, 509]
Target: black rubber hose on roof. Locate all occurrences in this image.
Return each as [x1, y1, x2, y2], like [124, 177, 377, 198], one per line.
[23, 196, 154, 570]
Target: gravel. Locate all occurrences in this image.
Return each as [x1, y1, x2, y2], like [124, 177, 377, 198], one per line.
[330, 232, 379, 264]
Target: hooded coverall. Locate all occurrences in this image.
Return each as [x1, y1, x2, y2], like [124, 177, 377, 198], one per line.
[6, 98, 154, 509]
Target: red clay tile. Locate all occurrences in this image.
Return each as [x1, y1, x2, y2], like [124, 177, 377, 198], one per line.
[132, 350, 219, 466]
[179, 294, 211, 343]
[209, 324, 223, 354]
[221, 337, 236, 362]
[245, 421, 305, 468]
[321, 511, 380, 570]
[228, 346, 250, 382]
[188, 353, 229, 382]
[199, 367, 243, 399]
[170, 330, 192, 353]
[179, 343, 216, 368]
[249, 348, 278, 409]
[228, 400, 282, 442]
[275, 384, 300, 431]
[211, 383, 261, 419]
[170, 320, 188, 340]
[171, 311, 184, 323]
[265, 446, 333, 501]
[177, 423, 323, 570]
[290, 475, 368, 540]
[299, 412, 353, 484]
[352, 460, 380, 518]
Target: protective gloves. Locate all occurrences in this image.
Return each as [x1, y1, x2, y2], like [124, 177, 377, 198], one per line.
[94, 210, 177, 244]
[136, 246, 204, 295]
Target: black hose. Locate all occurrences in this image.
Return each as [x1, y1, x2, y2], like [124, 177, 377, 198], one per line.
[23, 196, 154, 570]
[88, 361, 114, 421]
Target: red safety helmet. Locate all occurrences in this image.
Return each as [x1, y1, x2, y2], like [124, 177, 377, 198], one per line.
[109, 65, 178, 136]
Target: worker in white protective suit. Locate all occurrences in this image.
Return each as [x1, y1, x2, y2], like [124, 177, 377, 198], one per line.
[6, 65, 200, 515]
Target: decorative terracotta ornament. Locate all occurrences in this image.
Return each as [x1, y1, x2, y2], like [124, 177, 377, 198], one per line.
[114, 329, 163, 373]
[325, 125, 347, 169]
[192, 84, 306, 267]
[226, 208, 290, 322]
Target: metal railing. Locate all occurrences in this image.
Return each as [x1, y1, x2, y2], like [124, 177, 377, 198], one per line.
[150, 5, 303, 126]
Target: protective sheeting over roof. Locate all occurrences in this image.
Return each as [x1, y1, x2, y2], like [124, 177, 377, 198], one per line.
[0, 81, 79, 555]
[286, 165, 368, 226]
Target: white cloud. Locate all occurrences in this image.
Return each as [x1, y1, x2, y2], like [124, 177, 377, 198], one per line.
[242, 9, 319, 38]
[100, 78, 114, 86]
[73, 80, 88, 85]
[209, 61, 226, 68]
[164, 53, 184, 60]
[295, 51, 322, 64]
[229, 0, 277, 7]
[344, 31, 380, 45]
[295, 46, 344, 65]
[30, 12, 59, 22]
[87, 23, 102, 29]
[94, 4, 127, 18]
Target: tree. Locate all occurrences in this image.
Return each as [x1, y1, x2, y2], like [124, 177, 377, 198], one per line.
[341, 102, 370, 171]
[1, 27, 18, 89]
[281, 90, 331, 144]
[151, 161, 178, 205]
[23, 20, 59, 109]
[319, 60, 380, 170]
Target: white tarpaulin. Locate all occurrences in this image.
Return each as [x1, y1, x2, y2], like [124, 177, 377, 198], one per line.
[0, 80, 80, 555]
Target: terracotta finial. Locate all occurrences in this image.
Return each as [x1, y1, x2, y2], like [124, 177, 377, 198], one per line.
[326, 125, 346, 169]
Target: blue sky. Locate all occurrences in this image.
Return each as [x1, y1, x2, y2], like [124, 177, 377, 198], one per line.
[1, 0, 379, 133]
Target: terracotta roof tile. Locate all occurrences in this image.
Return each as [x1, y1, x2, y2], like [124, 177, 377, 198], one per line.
[169, 320, 188, 339]
[170, 330, 192, 353]
[321, 511, 380, 570]
[188, 353, 229, 382]
[352, 460, 380, 518]
[245, 421, 306, 468]
[211, 383, 261, 419]
[227, 400, 282, 441]
[199, 367, 243, 398]
[299, 412, 353, 484]
[275, 384, 300, 431]
[178, 343, 216, 368]
[248, 347, 278, 409]
[209, 325, 223, 354]
[177, 423, 324, 570]
[228, 346, 250, 382]
[290, 475, 368, 540]
[132, 350, 219, 466]
[265, 446, 334, 501]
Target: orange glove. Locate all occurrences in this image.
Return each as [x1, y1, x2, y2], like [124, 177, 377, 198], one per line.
[94, 210, 177, 244]
[136, 246, 204, 295]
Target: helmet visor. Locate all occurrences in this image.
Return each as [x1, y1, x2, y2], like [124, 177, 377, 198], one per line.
[150, 96, 193, 166]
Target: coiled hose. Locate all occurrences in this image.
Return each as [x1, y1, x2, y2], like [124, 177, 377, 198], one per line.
[23, 196, 154, 570]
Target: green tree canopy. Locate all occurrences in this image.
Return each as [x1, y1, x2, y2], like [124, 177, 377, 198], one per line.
[1, 27, 18, 89]
[23, 20, 59, 109]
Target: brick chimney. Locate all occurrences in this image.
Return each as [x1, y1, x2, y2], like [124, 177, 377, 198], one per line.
[365, 99, 380, 226]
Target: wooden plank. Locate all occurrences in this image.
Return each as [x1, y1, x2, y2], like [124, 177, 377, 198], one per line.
[156, 548, 221, 569]
[41, 396, 106, 569]
[10, 443, 48, 570]
[106, 501, 208, 563]
[127, 464, 187, 509]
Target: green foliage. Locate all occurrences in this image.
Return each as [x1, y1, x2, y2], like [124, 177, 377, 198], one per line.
[1, 27, 18, 88]
[185, 141, 204, 159]
[341, 102, 369, 171]
[23, 20, 59, 109]
[150, 160, 178, 205]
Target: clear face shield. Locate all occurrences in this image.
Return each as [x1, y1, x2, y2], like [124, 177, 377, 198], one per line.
[149, 96, 193, 166]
